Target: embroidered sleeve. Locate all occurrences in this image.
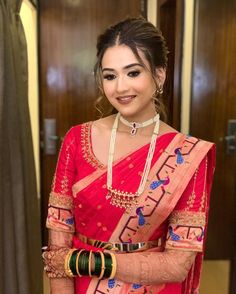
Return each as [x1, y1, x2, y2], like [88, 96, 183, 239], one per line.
[46, 127, 77, 233]
[166, 152, 215, 252]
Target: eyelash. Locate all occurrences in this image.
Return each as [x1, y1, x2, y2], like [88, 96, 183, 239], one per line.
[103, 70, 141, 80]
[128, 70, 140, 77]
[103, 74, 116, 81]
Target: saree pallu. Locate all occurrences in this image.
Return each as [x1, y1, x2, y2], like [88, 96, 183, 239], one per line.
[46, 122, 216, 294]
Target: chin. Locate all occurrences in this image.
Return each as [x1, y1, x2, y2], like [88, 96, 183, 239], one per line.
[117, 109, 137, 119]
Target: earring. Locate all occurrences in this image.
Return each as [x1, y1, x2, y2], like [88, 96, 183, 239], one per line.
[157, 84, 163, 95]
[152, 84, 163, 99]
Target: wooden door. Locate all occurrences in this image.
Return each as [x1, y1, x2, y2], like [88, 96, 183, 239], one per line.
[190, 0, 236, 292]
[39, 0, 147, 245]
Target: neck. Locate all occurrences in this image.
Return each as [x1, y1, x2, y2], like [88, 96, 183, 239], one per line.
[119, 112, 160, 136]
[120, 110, 157, 124]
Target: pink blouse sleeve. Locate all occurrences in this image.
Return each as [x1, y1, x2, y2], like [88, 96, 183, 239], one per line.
[46, 127, 77, 233]
[165, 146, 216, 252]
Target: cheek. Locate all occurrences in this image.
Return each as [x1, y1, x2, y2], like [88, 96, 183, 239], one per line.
[135, 75, 156, 92]
[135, 80, 155, 96]
[103, 82, 114, 98]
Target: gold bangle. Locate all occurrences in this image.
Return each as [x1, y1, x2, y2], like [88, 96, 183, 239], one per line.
[64, 249, 72, 277]
[64, 248, 77, 277]
[76, 249, 85, 277]
[88, 250, 93, 277]
[98, 251, 105, 279]
[109, 252, 117, 279]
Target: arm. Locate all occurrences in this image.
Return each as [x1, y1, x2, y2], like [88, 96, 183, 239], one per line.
[43, 128, 77, 294]
[43, 240, 196, 286]
[115, 249, 196, 285]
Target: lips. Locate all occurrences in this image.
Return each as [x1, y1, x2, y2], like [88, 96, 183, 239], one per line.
[116, 95, 136, 104]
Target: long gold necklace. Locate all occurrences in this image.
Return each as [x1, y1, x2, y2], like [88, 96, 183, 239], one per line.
[106, 112, 160, 211]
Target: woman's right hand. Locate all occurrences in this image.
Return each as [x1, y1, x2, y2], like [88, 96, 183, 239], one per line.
[43, 229, 75, 293]
[42, 246, 70, 278]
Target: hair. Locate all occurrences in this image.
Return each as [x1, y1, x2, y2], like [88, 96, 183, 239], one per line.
[94, 16, 169, 120]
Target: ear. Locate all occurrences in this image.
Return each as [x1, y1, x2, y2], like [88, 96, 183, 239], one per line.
[154, 67, 166, 86]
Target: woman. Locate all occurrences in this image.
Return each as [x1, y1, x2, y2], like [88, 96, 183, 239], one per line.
[43, 17, 216, 294]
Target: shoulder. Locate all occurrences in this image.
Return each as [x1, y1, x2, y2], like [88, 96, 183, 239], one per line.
[92, 114, 116, 128]
[62, 115, 115, 142]
[159, 120, 178, 136]
[159, 123, 215, 157]
[90, 114, 116, 136]
[70, 115, 115, 132]
[159, 121, 214, 145]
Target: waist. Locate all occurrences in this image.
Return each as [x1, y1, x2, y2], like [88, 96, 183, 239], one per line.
[76, 232, 162, 253]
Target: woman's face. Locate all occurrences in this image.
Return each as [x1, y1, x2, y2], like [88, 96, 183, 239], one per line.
[101, 44, 165, 120]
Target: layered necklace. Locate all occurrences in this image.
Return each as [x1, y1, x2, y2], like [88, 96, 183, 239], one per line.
[106, 112, 160, 211]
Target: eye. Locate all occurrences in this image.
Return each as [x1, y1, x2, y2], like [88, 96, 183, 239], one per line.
[128, 70, 141, 77]
[103, 74, 116, 81]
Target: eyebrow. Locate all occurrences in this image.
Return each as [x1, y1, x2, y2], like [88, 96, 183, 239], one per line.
[102, 63, 144, 72]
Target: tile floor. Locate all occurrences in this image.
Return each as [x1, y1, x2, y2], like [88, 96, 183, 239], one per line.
[44, 260, 230, 293]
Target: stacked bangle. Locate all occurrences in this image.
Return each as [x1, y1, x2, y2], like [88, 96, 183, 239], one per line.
[64, 249, 117, 280]
[76, 249, 85, 277]
[79, 250, 90, 275]
[98, 251, 105, 279]
[92, 251, 102, 277]
[103, 252, 113, 278]
[109, 252, 117, 279]
[64, 249, 78, 277]
[69, 249, 79, 276]
[88, 250, 93, 277]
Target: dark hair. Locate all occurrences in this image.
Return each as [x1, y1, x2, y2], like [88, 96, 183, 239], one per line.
[94, 17, 168, 119]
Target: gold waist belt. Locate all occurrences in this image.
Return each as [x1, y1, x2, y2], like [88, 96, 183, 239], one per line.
[76, 233, 162, 252]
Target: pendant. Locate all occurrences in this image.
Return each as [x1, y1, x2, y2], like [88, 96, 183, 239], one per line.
[131, 122, 137, 136]
[106, 187, 139, 211]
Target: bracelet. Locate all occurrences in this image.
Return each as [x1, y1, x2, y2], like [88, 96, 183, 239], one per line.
[65, 248, 116, 280]
[93, 251, 102, 277]
[103, 252, 117, 279]
[109, 252, 117, 279]
[98, 251, 105, 279]
[76, 249, 85, 277]
[79, 250, 90, 276]
[103, 252, 113, 278]
[69, 249, 79, 276]
[64, 249, 78, 277]
[88, 250, 93, 277]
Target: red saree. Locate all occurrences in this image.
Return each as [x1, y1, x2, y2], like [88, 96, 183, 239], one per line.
[46, 122, 216, 294]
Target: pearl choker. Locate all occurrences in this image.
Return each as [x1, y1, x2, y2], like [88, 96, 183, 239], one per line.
[119, 113, 160, 135]
[106, 112, 160, 211]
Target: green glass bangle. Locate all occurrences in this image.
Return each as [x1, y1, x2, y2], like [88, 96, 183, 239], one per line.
[79, 251, 90, 276]
[69, 250, 79, 276]
[103, 252, 113, 279]
[92, 251, 102, 277]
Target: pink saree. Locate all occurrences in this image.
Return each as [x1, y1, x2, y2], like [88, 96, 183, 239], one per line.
[46, 122, 216, 294]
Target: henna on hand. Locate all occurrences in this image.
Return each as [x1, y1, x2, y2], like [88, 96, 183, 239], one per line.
[42, 247, 70, 278]
[115, 249, 196, 285]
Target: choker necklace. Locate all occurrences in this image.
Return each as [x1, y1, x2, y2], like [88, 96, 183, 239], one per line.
[106, 112, 160, 211]
[120, 113, 160, 136]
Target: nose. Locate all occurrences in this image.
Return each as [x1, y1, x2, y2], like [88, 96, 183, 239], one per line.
[115, 76, 129, 94]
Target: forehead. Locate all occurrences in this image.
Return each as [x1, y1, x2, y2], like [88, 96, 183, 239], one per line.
[101, 45, 148, 69]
